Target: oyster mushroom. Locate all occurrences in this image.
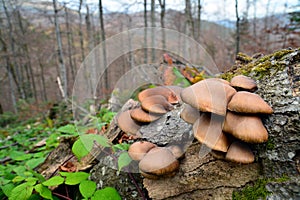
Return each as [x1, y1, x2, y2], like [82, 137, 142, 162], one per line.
[227, 91, 273, 114]
[117, 110, 141, 135]
[225, 141, 255, 164]
[141, 95, 174, 114]
[139, 147, 179, 179]
[180, 78, 236, 116]
[138, 86, 181, 104]
[230, 75, 258, 92]
[180, 103, 200, 124]
[193, 113, 230, 152]
[130, 107, 162, 123]
[128, 141, 157, 161]
[223, 111, 268, 143]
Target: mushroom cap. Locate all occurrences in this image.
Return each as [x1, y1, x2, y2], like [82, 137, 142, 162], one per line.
[230, 75, 258, 92]
[139, 147, 179, 178]
[117, 110, 141, 135]
[228, 91, 273, 114]
[128, 141, 157, 161]
[193, 113, 230, 152]
[225, 141, 255, 164]
[130, 107, 162, 123]
[223, 111, 268, 143]
[141, 95, 174, 114]
[138, 86, 181, 104]
[180, 78, 236, 116]
[167, 145, 185, 159]
[180, 104, 201, 124]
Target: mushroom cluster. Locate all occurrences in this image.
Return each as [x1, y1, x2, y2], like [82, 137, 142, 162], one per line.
[180, 75, 273, 164]
[128, 141, 183, 179]
[117, 86, 182, 136]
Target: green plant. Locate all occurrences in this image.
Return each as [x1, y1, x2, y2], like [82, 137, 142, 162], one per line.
[0, 112, 17, 127]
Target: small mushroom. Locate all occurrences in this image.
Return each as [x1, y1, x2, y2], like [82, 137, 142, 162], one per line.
[130, 107, 162, 123]
[167, 145, 185, 160]
[225, 141, 255, 164]
[193, 113, 230, 152]
[117, 110, 141, 135]
[180, 78, 236, 116]
[141, 95, 174, 114]
[128, 141, 157, 161]
[139, 147, 179, 179]
[230, 75, 258, 92]
[180, 104, 200, 124]
[138, 86, 181, 104]
[228, 91, 273, 114]
[223, 111, 268, 143]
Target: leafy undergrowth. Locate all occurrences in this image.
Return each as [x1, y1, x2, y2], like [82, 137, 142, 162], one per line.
[0, 103, 127, 200]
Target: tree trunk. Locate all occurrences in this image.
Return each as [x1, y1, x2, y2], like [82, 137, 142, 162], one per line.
[99, 0, 109, 92]
[185, 0, 194, 38]
[52, 0, 67, 99]
[78, 0, 85, 62]
[144, 0, 148, 63]
[38, 58, 47, 101]
[235, 0, 240, 56]
[2, 0, 25, 99]
[158, 0, 166, 49]
[151, 0, 155, 62]
[86, 4, 94, 51]
[196, 0, 202, 40]
[64, 4, 76, 82]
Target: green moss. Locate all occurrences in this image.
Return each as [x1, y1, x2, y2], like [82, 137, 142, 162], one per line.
[232, 176, 290, 200]
[266, 138, 275, 150]
[220, 49, 296, 80]
[232, 179, 271, 200]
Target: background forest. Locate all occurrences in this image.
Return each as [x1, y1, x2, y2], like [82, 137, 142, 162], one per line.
[0, 0, 299, 115]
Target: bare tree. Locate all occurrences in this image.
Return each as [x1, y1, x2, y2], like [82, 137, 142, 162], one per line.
[196, 0, 202, 40]
[158, 0, 166, 49]
[144, 0, 148, 63]
[151, 0, 155, 62]
[78, 0, 85, 62]
[64, 4, 76, 82]
[185, 0, 195, 38]
[99, 0, 108, 91]
[52, 0, 67, 99]
[235, 0, 240, 56]
[86, 4, 94, 51]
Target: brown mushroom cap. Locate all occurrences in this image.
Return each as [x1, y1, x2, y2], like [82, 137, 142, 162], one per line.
[167, 145, 185, 159]
[228, 91, 273, 114]
[225, 141, 255, 164]
[139, 147, 179, 178]
[128, 141, 157, 161]
[230, 75, 258, 92]
[223, 111, 268, 143]
[193, 113, 230, 152]
[138, 86, 181, 104]
[141, 95, 174, 114]
[130, 107, 162, 123]
[180, 78, 236, 116]
[117, 110, 141, 135]
[180, 104, 201, 124]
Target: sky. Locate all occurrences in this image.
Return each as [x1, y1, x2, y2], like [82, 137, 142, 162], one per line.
[93, 0, 299, 21]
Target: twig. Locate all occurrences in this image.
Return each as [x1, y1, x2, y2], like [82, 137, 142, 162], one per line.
[128, 171, 146, 200]
[53, 192, 72, 200]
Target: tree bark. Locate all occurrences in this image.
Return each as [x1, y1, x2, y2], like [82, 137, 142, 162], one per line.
[99, 0, 109, 91]
[144, 0, 148, 63]
[235, 0, 240, 56]
[151, 0, 155, 62]
[52, 0, 67, 99]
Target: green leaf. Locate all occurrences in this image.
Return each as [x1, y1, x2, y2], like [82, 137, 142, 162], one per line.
[9, 182, 34, 200]
[118, 152, 132, 172]
[25, 177, 37, 185]
[12, 176, 25, 183]
[112, 143, 130, 151]
[63, 172, 89, 185]
[25, 157, 45, 169]
[34, 184, 53, 200]
[72, 134, 110, 160]
[91, 187, 121, 200]
[57, 124, 78, 135]
[42, 176, 64, 187]
[1, 183, 14, 197]
[79, 180, 96, 198]
[9, 151, 32, 161]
